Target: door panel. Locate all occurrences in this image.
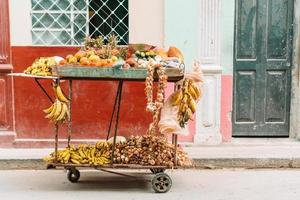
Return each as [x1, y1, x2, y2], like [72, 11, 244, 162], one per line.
[265, 70, 287, 123]
[233, 0, 293, 136]
[236, 0, 257, 59]
[267, 0, 289, 59]
[235, 71, 256, 123]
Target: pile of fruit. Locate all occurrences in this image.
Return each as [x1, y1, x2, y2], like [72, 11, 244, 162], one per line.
[171, 79, 201, 128]
[44, 141, 111, 165]
[135, 50, 156, 60]
[44, 135, 191, 167]
[24, 57, 56, 76]
[113, 135, 192, 167]
[125, 45, 184, 68]
[59, 34, 125, 67]
[59, 50, 118, 67]
[43, 84, 70, 124]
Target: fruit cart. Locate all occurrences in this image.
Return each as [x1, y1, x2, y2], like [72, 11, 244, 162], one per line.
[9, 64, 185, 193]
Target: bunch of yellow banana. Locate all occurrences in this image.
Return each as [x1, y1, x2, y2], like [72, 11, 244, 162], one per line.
[171, 79, 201, 128]
[24, 57, 56, 76]
[43, 85, 69, 124]
[43, 99, 69, 123]
[43, 142, 112, 166]
[53, 84, 69, 103]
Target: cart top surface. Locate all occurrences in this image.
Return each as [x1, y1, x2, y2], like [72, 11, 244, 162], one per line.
[9, 67, 184, 82]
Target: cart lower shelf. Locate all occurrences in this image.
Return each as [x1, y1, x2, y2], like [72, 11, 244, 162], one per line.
[47, 162, 178, 193]
[47, 163, 179, 169]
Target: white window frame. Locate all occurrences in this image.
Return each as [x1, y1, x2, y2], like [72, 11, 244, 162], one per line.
[30, 0, 128, 46]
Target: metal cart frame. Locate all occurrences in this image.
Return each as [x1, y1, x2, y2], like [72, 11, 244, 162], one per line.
[10, 72, 184, 193]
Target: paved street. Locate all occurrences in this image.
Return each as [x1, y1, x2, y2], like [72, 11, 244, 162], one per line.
[0, 169, 300, 200]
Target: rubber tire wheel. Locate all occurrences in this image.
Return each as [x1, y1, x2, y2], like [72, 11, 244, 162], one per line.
[150, 168, 165, 174]
[152, 172, 172, 193]
[67, 168, 80, 183]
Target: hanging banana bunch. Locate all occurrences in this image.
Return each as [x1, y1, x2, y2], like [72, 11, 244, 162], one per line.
[43, 84, 70, 124]
[171, 79, 201, 128]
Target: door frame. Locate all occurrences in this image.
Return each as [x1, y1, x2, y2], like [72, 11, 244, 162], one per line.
[289, 0, 300, 139]
[232, 0, 295, 137]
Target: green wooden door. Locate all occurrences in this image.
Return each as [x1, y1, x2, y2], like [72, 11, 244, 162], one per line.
[233, 0, 293, 136]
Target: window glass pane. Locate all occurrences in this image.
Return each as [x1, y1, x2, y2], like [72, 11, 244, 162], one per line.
[32, 13, 44, 28]
[32, 0, 70, 11]
[32, 31, 44, 45]
[74, 14, 87, 45]
[52, 31, 72, 45]
[54, 14, 71, 29]
[40, 13, 55, 27]
[74, 0, 87, 10]
[89, 0, 129, 45]
[54, 0, 71, 11]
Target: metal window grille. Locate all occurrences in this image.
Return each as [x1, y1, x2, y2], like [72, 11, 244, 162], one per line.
[31, 0, 129, 46]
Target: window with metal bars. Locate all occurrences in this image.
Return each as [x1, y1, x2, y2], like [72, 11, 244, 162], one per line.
[31, 0, 129, 46]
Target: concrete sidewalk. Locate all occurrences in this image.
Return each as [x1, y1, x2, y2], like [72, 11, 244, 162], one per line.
[1, 138, 300, 169]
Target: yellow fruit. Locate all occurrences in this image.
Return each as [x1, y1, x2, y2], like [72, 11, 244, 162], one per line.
[53, 100, 62, 119]
[78, 149, 86, 158]
[188, 98, 197, 113]
[86, 50, 95, 57]
[70, 159, 80, 164]
[68, 56, 77, 64]
[43, 104, 54, 114]
[70, 152, 81, 160]
[190, 83, 201, 99]
[88, 55, 101, 63]
[171, 91, 183, 106]
[188, 84, 199, 100]
[182, 93, 188, 104]
[111, 56, 118, 62]
[54, 85, 69, 103]
[75, 51, 86, 60]
[55, 103, 68, 122]
[45, 101, 58, 119]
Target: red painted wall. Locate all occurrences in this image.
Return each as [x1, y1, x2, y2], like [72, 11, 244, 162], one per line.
[10, 46, 195, 147]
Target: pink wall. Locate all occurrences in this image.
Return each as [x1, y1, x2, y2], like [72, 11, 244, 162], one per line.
[221, 75, 233, 142]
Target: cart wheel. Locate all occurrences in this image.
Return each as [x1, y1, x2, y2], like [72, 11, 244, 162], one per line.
[67, 168, 80, 183]
[150, 168, 165, 174]
[151, 172, 172, 193]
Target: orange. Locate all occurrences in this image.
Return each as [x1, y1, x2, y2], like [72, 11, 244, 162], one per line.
[90, 61, 97, 66]
[80, 57, 88, 65]
[96, 61, 103, 67]
[81, 60, 90, 66]
[59, 59, 66, 65]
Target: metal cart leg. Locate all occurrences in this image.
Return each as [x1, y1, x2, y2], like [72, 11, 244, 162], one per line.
[111, 80, 123, 163]
[54, 124, 59, 163]
[172, 81, 180, 167]
[174, 134, 178, 167]
[106, 81, 123, 141]
[67, 80, 72, 147]
[54, 78, 60, 163]
[34, 78, 54, 103]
